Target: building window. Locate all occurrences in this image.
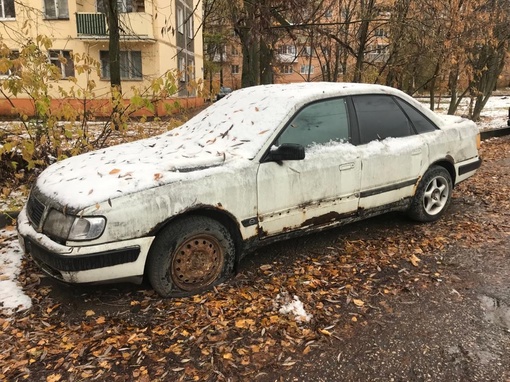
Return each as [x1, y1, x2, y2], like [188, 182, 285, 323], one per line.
[301, 46, 312, 57]
[281, 65, 293, 74]
[0, 50, 19, 78]
[0, 0, 15, 19]
[231, 65, 239, 74]
[97, 0, 145, 14]
[376, 44, 388, 54]
[178, 56, 186, 81]
[44, 0, 68, 19]
[375, 28, 386, 37]
[324, 9, 333, 18]
[277, 45, 296, 55]
[300, 65, 314, 74]
[177, 7, 184, 34]
[100, 50, 142, 80]
[231, 46, 239, 56]
[49, 50, 74, 78]
[188, 13, 193, 39]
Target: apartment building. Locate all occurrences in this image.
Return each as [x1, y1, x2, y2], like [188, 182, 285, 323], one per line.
[205, 1, 392, 90]
[0, 0, 203, 115]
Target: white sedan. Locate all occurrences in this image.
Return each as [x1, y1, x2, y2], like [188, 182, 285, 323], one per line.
[17, 83, 481, 297]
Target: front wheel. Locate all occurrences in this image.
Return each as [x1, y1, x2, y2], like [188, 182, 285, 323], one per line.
[147, 216, 235, 297]
[408, 166, 453, 222]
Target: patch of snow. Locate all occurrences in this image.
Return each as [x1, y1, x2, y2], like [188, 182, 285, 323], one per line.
[0, 228, 32, 315]
[419, 95, 509, 131]
[278, 294, 313, 323]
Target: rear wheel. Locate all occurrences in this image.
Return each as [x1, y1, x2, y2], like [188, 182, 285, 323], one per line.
[408, 166, 453, 222]
[147, 216, 235, 297]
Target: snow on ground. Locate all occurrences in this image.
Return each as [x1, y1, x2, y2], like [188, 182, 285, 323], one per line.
[0, 228, 32, 315]
[0, 91, 508, 316]
[418, 95, 510, 131]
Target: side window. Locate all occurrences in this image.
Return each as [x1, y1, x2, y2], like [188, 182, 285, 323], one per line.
[277, 98, 349, 148]
[352, 95, 413, 144]
[395, 98, 438, 133]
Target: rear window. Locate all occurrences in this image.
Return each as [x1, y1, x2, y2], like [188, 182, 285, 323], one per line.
[352, 95, 414, 144]
[395, 99, 437, 133]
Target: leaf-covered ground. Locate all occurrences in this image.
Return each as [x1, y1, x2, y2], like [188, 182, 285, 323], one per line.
[1, 136, 509, 382]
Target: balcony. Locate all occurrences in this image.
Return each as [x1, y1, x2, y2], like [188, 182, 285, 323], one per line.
[276, 53, 298, 64]
[76, 13, 107, 37]
[76, 12, 154, 41]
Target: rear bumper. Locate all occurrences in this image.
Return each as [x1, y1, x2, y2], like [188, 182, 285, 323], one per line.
[455, 156, 482, 184]
[17, 207, 154, 284]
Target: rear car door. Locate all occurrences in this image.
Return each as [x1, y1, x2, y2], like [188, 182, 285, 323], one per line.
[256, 97, 361, 237]
[351, 95, 436, 210]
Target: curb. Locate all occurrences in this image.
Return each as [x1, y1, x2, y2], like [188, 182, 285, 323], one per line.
[480, 126, 510, 140]
[0, 211, 19, 229]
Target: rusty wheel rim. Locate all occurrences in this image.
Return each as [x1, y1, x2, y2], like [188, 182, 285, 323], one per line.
[170, 234, 225, 291]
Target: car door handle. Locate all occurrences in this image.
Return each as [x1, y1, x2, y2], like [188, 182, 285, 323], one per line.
[412, 149, 422, 155]
[339, 162, 355, 171]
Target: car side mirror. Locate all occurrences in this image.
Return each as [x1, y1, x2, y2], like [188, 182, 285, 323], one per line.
[267, 143, 305, 162]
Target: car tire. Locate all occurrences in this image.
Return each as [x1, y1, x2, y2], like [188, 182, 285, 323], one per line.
[408, 166, 453, 222]
[147, 216, 235, 297]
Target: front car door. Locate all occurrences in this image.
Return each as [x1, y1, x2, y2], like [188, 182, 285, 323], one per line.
[256, 97, 361, 237]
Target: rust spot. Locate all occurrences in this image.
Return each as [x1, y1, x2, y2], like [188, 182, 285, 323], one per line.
[257, 225, 269, 238]
[301, 211, 355, 228]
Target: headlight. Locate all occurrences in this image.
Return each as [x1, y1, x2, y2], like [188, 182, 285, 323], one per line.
[69, 216, 106, 241]
[43, 209, 106, 241]
[43, 209, 75, 240]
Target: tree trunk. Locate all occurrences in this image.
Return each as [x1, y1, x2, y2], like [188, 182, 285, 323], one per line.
[353, 0, 375, 83]
[105, 0, 121, 90]
[105, 0, 122, 129]
[259, 37, 273, 84]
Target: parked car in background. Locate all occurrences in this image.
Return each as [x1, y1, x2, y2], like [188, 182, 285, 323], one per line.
[17, 83, 481, 297]
[216, 86, 232, 101]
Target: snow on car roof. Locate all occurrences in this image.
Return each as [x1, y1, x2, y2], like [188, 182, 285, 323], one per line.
[35, 82, 423, 209]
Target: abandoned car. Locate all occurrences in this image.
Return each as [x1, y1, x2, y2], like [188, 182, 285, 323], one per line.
[17, 83, 481, 297]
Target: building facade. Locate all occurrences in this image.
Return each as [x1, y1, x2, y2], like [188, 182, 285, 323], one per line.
[0, 0, 204, 115]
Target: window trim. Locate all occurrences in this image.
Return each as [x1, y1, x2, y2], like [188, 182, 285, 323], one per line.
[300, 64, 314, 75]
[177, 7, 184, 34]
[100, 50, 143, 80]
[0, 0, 15, 19]
[44, 0, 69, 20]
[178, 56, 186, 82]
[0, 49, 20, 78]
[188, 12, 193, 39]
[281, 65, 293, 74]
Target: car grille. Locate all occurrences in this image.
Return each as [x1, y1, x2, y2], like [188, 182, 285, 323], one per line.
[27, 193, 46, 229]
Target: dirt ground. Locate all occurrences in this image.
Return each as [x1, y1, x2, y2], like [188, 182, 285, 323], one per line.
[1, 136, 509, 382]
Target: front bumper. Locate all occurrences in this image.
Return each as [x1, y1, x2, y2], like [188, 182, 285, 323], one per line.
[17, 207, 154, 284]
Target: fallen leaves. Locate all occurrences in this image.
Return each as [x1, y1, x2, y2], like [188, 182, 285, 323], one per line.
[409, 254, 421, 267]
[1, 137, 509, 381]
